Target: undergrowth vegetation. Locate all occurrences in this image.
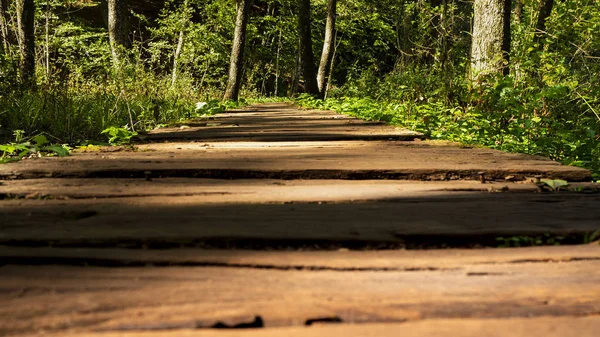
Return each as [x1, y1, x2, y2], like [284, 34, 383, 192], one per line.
[1, 80, 194, 143]
[0, 66, 243, 146]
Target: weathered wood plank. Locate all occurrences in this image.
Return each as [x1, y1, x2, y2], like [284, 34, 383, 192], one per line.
[1, 259, 599, 335]
[1, 192, 599, 248]
[1, 245, 599, 269]
[0, 178, 546, 201]
[20, 317, 600, 337]
[145, 102, 424, 142]
[0, 140, 590, 181]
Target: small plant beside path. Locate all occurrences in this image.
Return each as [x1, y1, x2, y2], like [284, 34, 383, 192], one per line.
[1, 132, 69, 164]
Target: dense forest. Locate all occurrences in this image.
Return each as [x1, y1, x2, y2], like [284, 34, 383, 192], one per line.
[0, 0, 598, 177]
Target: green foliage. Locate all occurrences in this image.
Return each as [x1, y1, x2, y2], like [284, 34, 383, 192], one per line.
[496, 231, 600, 247]
[583, 230, 600, 244]
[495, 234, 567, 248]
[101, 127, 138, 145]
[0, 133, 69, 163]
[540, 179, 569, 192]
[0, 74, 200, 144]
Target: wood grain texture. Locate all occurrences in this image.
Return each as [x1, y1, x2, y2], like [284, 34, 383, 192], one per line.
[1, 257, 599, 335]
[19, 317, 600, 337]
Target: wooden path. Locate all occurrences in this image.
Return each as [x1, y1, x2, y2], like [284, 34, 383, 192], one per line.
[0, 103, 599, 336]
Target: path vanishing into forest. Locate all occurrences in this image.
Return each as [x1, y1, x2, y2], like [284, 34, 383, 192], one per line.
[1, 102, 599, 336]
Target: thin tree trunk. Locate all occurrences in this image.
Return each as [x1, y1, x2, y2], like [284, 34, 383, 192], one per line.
[108, 0, 128, 68]
[514, 0, 523, 24]
[274, 28, 282, 96]
[223, 0, 250, 102]
[45, 1, 50, 80]
[171, 28, 185, 87]
[502, 0, 511, 74]
[0, 0, 9, 54]
[16, 0, 35, 88]
[324, 30, 341, 99]
[298, 0, 320, 97]
[199, 59, 210, 90]
[470, 0, 511, 80]
[317, 0, 336, 96]
[534, 0, 554, 43]
[290, 38, 301, 96]
[440, 0, 449, 70]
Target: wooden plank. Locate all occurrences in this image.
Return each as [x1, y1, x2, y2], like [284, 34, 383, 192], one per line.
[145, 102, 424, 142]
[1, 259, 599, 335]
[1, 193, 599, 248]
[0, 178, 546, 201]
[1, 245, 599, 270]
[20, 317, 600, 337]
[0, 140, 590, 181]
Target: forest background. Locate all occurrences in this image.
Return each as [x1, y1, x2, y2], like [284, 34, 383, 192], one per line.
[0, 0, 599, 178]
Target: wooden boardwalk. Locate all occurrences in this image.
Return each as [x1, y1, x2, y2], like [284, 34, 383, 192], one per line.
[1, 103, 599, 336]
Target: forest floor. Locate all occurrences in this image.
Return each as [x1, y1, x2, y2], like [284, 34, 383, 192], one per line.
[1, 102, 599, 336]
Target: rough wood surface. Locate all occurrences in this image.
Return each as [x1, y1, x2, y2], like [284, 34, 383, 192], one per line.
[0, 140, 589, 181]
[146, 106, 425, 142]
[1, 245, 599, 269]
[18, 317, 600, 337]
[1, 254, 599, 335]
[1, 191, 599, 248]
[0, 178, 547, 200]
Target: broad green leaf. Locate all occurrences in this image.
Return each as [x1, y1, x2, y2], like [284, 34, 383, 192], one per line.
[541, 179, 569, 190]
[33, 134, 49, 146]
[43, 146, 70, 157]
[0, 145, 17, 154]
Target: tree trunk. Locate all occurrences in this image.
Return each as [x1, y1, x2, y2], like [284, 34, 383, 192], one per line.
[0, 0, 9, 54]
[514, 0, 523, 24]
[171, 28, 185, 87]
[317, 0, 336, 96]
[45, 1, 51, 80]
[502, 0, 511, 74]
[534, 0, 554, 43]
[108, 0, 128, 68]
[324, 30, 340, 99]
[289, 38, 301, 96]
[298, 0, 320, 97]
[223, 0, 250, 102]
[470, 0, 511, 80]
[16, 0, 35, 88]
[440, 0, 449, 69]
[274, 28, 282, 96]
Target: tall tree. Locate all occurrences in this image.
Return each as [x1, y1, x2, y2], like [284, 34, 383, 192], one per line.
[317, 0, 336, 96]
[514, 0, 523, 24]
[470, 0, 512, 79]
[534, 0, 554, 43]
[298, 0, 320, 96]
[108, 0, 128, 67]
[171, 0, 191, 87]
[0, 0, 9, 54]
[223, 0, 251, 101]
[16, 0, 35, 88]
